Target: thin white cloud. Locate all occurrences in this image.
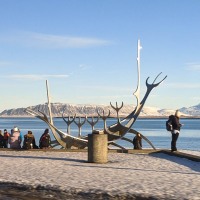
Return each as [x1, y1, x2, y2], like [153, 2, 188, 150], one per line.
[185, 63, 200, 71]
[191, 96, 200, 101]
[1, 31, 112, 48]
[0, 61, 12, 66]
[78, 85, 132, 92]
[166, 83, 200, 89]
[78, 94, 133, 102]
[79, 64, 90, 70]
[32, 32, 111, 48]
[5, 74, 69, 80]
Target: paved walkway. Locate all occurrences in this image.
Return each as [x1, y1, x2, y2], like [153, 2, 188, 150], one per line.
[0, 150, 200, 199]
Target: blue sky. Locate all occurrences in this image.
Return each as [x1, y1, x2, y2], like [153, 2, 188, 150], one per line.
[0, 0, 200, 112]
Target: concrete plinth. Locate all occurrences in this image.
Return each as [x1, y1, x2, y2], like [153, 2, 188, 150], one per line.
[88, 130, 108, 163]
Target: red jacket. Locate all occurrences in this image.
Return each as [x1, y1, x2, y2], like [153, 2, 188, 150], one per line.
[4, 132, 10, 140]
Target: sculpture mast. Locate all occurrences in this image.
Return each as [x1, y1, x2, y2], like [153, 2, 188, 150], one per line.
[46, 80, 53, 125]
[134, 39, 142, 109]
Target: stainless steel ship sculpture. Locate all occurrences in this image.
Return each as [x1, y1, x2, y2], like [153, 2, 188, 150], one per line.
[26, 40, 167, 150]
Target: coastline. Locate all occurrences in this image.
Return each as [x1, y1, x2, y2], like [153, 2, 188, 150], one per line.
[0, 150, 199, 200]
[0, 116, 200, 119]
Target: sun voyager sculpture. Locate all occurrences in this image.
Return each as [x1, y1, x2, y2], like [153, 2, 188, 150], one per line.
[26, 40, 167, 150]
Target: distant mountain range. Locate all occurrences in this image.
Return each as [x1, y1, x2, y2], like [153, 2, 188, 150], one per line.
[0, 103, 200, 118]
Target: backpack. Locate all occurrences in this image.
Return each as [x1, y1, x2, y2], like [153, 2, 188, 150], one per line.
[166, 115, 173, 131]
[23, 134, 34, 149]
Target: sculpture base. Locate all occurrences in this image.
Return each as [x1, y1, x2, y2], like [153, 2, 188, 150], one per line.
[88, 131, 108, 163]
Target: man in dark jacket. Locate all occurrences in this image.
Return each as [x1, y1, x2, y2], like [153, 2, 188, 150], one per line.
[170, 110, 183, 152]
[23, 131, 38, 149]
[39, 128, 51, 149]
[0, 131, 4, 148]
[133, 133, 142, 149]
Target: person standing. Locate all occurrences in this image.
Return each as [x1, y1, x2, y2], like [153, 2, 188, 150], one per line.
[9, 127, 22, 149]
[3, 129, 10, 148]
[170, 110, 183, 152]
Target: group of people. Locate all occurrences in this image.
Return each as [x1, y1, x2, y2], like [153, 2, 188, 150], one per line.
[0, 127, 51, 150]
[1, 110, 183, 152]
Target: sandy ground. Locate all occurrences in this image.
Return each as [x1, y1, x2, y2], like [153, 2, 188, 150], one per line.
[0, 150, 199, 200]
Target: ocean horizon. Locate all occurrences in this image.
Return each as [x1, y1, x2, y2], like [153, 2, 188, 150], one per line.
[0, 117, 200, 151]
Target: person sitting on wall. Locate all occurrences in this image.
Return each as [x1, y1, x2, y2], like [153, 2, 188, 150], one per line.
[133, 133, 142, 150]
[3, 129, 10, 148]
[23, 131, 38, 149]
[0, 130, 4, 148]
[39, 128, 51, 149]
[9, 127, 22, 149]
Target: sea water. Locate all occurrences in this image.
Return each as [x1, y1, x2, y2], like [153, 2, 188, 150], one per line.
[0, 117, 199, 151]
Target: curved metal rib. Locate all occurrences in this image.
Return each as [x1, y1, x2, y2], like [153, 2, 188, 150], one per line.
[26, 108, 88, 149]
[62, 112, 76, 135]
[26, 108, 67, 148]
[110, 102, 123, 123]
[97, 109, 110, 131]
[109, 141, 127, 150]
[74, 116, 87, 138]
[128, 129, 156, 150]
[87, 117, 99, 131]
[121, 137, 133, 144]
[146, 72, 167, 87]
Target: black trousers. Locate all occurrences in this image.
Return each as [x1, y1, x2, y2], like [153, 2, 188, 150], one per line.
[171, 132, 179, 151]
[3, 139, 8, 148]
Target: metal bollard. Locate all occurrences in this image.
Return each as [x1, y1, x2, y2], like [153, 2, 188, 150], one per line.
[88, 130, 108, 163]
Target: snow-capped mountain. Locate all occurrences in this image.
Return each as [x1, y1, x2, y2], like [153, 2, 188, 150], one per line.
[179, 103, 200, 116]
[0, 102, 199, 117]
